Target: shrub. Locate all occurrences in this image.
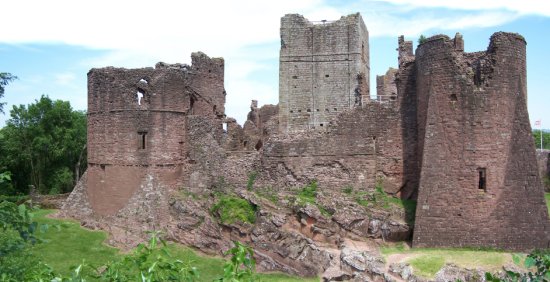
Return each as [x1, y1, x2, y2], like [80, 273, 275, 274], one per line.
[486, 250, 550, 281]
[418, 34, 427, 44]
[211, 196, 257, 224]
[217, 241, 256, 282]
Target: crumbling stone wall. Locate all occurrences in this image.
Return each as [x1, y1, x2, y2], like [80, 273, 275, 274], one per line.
[412, 33, 550, 251]
[262, 99, 408, 194]
[537, 149, 550, 183]
[278, 13, 369, 132]
[73, 52, 225, 216]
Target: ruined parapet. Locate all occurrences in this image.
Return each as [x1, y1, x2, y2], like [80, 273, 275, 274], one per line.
[74, 52, 226, 216]
[413, 32, 550, 251]
[397, 36, 414, 66]
[243, 101, 278, 151]
[278, 13, 369, 133]
[375, 68, 398, 102]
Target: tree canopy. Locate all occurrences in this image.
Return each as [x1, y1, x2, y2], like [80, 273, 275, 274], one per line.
[0, 95, 86, 195]
[0, 72, 17, 114]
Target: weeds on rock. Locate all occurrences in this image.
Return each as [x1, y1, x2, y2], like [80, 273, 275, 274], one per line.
[295, 181, 334, 217]
[353, 181, 417, 224]
[211, 195, 257, 224]
[246, 171, 258, 191]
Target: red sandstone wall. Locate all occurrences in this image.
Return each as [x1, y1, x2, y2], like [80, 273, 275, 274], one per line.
[413, 33, 550, 250]
[262, 101, 407, 194]
[86, 53, 225, 215]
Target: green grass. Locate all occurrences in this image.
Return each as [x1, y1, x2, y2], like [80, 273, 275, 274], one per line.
[545, 193, 550, 214]
[211, 195, 257, 224]
[31, 209, 120, 275]
[381, 245, 514, 279]
[297, 181, 318, 205]
[31, 209, 318, 281]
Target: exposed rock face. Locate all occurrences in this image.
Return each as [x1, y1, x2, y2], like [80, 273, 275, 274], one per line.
[389, 263, 413, 280]
[433, 264, 485, 282]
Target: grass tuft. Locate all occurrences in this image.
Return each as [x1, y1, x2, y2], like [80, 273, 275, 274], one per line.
[211, 195, 257, 224]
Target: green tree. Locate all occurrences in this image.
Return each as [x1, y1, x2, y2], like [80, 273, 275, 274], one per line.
[0, 95, 87, 195]
[0, 72, 17, 114]
[533, 130, 550, 150]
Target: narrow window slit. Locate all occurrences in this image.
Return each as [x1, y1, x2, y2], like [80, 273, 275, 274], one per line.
[478, 168, 486, 191]
[138, 131, 147, 150]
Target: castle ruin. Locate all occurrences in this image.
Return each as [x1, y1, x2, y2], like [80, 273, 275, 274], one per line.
[61, 12, 550, 276]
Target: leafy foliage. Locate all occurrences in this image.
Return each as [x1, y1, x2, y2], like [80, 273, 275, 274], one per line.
[0, 201, 50, 281]
[486, 250, 550, 281]
[0, 72, 17, 114]
[211, 195, 257, 224]
[533, 130, 550, 150]
[0, 95, 87, 195]
[92, 231, 199, 282]
[218, 241, 256, 282]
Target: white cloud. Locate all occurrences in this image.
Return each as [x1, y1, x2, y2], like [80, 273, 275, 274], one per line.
[0, 0, 545, 124]
[364, 10, 519, 37]
[374, 0, 550, 17]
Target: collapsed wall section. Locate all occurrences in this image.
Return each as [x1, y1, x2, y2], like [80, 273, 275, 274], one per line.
[278, 13, 369, 132]
[412, 33, 550, 250]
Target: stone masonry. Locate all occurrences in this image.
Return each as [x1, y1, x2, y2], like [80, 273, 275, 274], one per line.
[411, 33, 549, 250]
[278, 13, 369, 132]
[62, 12, 549, 266]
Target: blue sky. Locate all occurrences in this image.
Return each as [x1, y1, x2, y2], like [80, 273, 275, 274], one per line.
[0, 0, 549, 128]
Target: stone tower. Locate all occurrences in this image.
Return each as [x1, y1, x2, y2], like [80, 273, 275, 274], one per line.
[412, 33, 550, 250]
[84, 52, 225, 216]
[278, 13, 369, 132]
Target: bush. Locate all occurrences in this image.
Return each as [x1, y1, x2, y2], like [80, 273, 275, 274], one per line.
[211, 196, 257, 224]
[486, 250, 550, 281]
[218, 241, 256, 282]
[418, 34, 427, 44]
[0, 201, 51, 281]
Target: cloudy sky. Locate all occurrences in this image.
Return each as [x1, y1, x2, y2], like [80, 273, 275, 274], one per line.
[1, 0, 549, 128]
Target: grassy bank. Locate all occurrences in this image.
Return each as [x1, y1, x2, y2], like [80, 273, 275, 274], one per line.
[381, 244, 516, 279]
[31, 210, 317, 281]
